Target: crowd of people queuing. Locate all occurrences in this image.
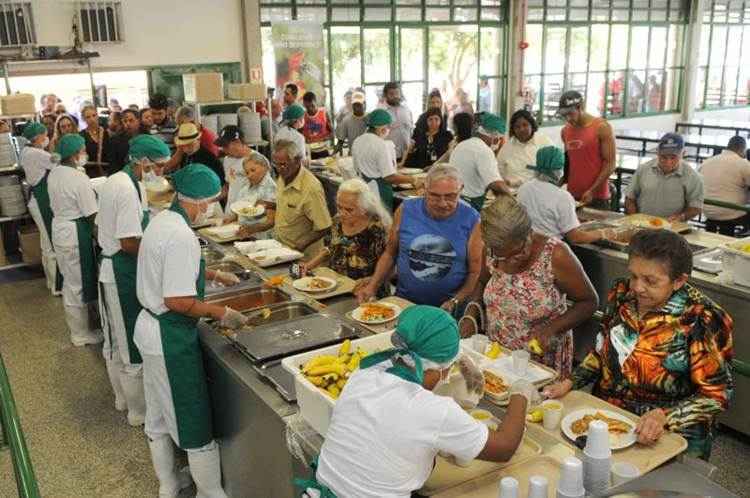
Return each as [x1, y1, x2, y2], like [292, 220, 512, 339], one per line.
[13, 81, 742, 497]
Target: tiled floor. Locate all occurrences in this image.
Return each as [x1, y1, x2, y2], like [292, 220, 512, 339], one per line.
[0, 273, 749, 497]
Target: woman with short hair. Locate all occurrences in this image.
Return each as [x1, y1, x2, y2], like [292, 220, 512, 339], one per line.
[496, 110, 553, 187]
[220, 151, 277, 240]
[401, 108, 453, 170]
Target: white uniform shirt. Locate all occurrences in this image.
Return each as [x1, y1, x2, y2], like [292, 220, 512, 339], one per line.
[496, 133, 554, 186]
[223, 156, 249, 214]
[96, 171, 147, 283]
[517, 178, 580, 239]
[275, 125, 307, 159]
[48, 165, 98, 222]
[699, 150, 750, 221]
[316, 364, 489, 498]
[351, 132, 397, 180]
[449, 137, 503, 198]
[20, 146, 53, 187]
[134, 210, 201, 356]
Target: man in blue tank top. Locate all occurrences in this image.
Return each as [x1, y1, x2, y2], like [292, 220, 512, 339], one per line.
[356, 164, 484, 313]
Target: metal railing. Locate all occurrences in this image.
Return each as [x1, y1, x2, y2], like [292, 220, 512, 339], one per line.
[0, 351, 41, 498]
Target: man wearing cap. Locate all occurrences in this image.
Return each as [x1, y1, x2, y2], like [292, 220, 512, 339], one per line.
[135, 164, 248, 498]
[215, 125, 252, 212]
[700, 135, 750, 235]
[334, 91, 368, 155]
[518, 146, 610, 244]
[173, 122, 225, 186]
[148, 94, 177, 145]
[351, 109, 420, 211]
[379, 82, 414, 162]
[625, 133, 704, 222]
[449, 112, 511, 211]
[20, 122, 62, 296]
[96, 135, 170, 427]
[272, 139, 332, 257]
[301, 91, 333, 158]
[175, 105, 220, 157]
[276, 104, 308, 162]
[307, 305, 535, 497]
[48, 134, 102, 347]
[558, 90, 617, 209]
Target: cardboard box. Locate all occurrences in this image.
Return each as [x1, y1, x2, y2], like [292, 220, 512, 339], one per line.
[183, 73, 224, 103]
[18, 225, 41, 265]
[1, 93, 36, 116]
[227, 83, 265, 101]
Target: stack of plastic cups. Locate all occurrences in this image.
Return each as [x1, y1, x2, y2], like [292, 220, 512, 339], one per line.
[556, 456, 585, 498]
[528, 475, 549, 498]
[497, 477, 519, 498]
[583, 419, 612, 495]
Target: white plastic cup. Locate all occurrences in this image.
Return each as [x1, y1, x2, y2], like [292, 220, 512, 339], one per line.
[542, 399, 564, 430]
[584, 420, 612, 459]
[556, 456, 585, 498]
[498, 476, 519, 498]
[528, 475, 549, 498]
[472, 334, 489, 354]
[583, 450, 611, 495]
[512, 349, 530, 376]
[611, 461, 641, 486]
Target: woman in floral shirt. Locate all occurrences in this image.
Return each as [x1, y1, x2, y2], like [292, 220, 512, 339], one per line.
[303, 178, 390, 297]
[459, 196, 599, 376]
[545, 229, 734, 459]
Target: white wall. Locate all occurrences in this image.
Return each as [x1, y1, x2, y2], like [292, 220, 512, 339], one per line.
[26, 0, 244, 72]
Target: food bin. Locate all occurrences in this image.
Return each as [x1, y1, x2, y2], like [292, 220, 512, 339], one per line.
[722, 237, 750, 287]
[281, 331, 395, 436]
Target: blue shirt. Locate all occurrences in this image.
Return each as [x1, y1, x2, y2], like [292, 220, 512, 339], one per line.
[396, 198, 479, 306]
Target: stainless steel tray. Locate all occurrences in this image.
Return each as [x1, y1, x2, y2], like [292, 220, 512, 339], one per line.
[233, 313, 359, 363]
[254, 361, 296, 402]
[205, 287, 290, 310]
[693, 247, 724, 274]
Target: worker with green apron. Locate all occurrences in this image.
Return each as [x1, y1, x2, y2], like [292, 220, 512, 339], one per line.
[48, 134, 102, 347]
[19, 122, 63, 295]
[351, 109, 420, 211]
[97, 135, 171, 427]
[133, 164, 248, 498]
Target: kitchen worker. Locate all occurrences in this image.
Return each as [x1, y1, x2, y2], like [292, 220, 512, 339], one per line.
[351, 109, 419, 211]
[214, 125, 251, 213]
[134, 164, 248, 498]
[48, 134, 102, 346]
[625, 133, 704, 222]
[96, 135, 170, 427]
[449, 112, 511, 211]
[559, 90, 617, 209]
[273, 139, 332, 257]
[20, 122, 61, 296]
[304, 305, 534, 498]
[276, 104, 308, 162]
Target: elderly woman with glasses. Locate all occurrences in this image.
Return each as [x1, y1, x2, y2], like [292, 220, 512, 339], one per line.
[459, 195, 598, 376]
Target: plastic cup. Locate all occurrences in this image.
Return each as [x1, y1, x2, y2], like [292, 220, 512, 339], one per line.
[528, 475, 549, 498]
[542, 399, 564, 430]
[556, 456, 585, 498]
[472, 334, 489, 354]
[611, 461, 641, 486]
[498, 477, 519, 498]
[584, 419, 612, 459]
[512, 350, 530, 376]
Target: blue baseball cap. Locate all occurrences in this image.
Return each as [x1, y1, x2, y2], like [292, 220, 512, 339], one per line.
[658, 133, 684, 154]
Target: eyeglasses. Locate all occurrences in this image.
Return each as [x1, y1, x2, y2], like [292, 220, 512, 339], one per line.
[426, 190, 461, 203]
[489, 237, 531, 265]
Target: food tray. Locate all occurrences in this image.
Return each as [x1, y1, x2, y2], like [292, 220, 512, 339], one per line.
[722, 236, 750, 287]
[420, 435, 542, 496]
[693, 247, 724, 274]
[246, 247, 304, 268]
[281, 331, 395, 436]
[614, 214, 690, 234]
[198, 223, 249, 244]
[344, 296, 414, 334]
[459, 339, 557, 387]
[284, 267, 357, 301]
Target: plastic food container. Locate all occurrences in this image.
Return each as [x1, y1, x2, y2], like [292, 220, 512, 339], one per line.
[281, 331, 395, 436]
[722, 237, 750, 287]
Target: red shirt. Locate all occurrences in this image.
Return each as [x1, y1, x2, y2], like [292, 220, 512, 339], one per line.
[302, 108, 332, 143]
[561, 117, 610, 200]
[200, 127, 220, 157]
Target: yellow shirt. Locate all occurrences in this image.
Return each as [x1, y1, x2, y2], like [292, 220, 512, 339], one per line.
[275, 167, 333, 257]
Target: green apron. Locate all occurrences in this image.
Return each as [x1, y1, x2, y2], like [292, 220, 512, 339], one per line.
[74, 215, 99, 304]
[30, 171, 63, 292]
[362, 175, 394, 212]
[101, 165, 150, 364]
[149, 200, 212, 450]
[462, 194, 486, 212]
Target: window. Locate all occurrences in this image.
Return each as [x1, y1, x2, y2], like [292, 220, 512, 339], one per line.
[0, 2, 35, 47]
[697, 0, 750, 109]
[525, 0, 689, 124]
[77, 1, 123, 43]
[259, 0, 508, 123]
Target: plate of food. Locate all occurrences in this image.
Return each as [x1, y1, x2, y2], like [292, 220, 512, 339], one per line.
[292, 276, 338, 293]
[561, 408, 637, 450]
[483, 369, 509, 405]
[619, 214, 671, 231]
[231, 201, 265, 220]
[398, 167, 425, 175]
[351, 302, 402, 324]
